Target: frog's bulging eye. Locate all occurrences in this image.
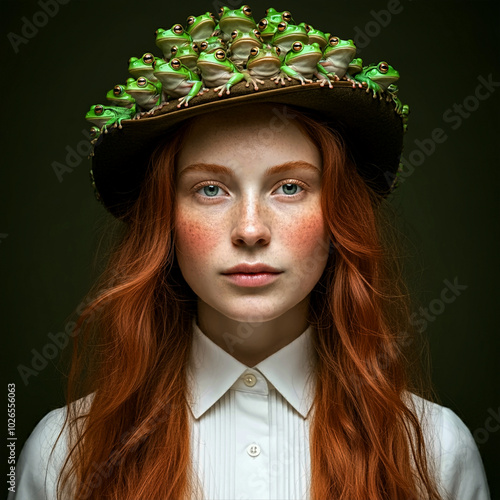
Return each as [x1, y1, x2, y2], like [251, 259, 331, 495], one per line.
[187, 16, 195, 26]
[258, 18, 268, 31]
[143, 53, 154, 64]
[215, 49, 226, 60]
[250, 47, 259, 56]
[243, 5, 252, 16]
[277, 22, 287, 32]
[252, 29, 260, 36]
[155, 29, 160, 37]
[379, 62, 389, 73]
[152, 60, 158, 70]
[209, 12, 216, 22]
[231, 30, 238, 39]
[173, 24, 184, 34]
[137, 77, 148, 87]
[265, 8, 270, 15]
[303, 23, 311, 33]
[192, 43, 199, 52]
[292, 42, 303, 52]
[171, 59, 181, 69]
[218, 7, 224, 16]
[171, 46, 178, 55]
[94, 105, 104, 115]
[275, 46, 281, 55]
[113, 85, 124, 96]
[329, 36, 339, 46]
[283, 12, 292, 22]
[200, 41, 208, 50]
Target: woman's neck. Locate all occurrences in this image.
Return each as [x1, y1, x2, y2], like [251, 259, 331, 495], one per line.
[196, 296, 310, 367]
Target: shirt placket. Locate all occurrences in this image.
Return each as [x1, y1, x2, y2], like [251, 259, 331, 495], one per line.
[233, 368, 271, 500]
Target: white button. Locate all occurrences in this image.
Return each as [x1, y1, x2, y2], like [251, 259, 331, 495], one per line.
[246, 443, 261, 457]
[243, 373, 257, 387]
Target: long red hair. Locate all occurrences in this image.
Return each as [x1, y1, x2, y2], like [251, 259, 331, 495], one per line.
[59, 108, 441, 499]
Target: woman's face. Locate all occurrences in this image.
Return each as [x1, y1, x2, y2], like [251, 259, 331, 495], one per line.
[174, 104, 331, 324]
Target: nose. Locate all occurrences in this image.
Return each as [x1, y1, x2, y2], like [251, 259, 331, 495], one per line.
[231, 195, 271, 247]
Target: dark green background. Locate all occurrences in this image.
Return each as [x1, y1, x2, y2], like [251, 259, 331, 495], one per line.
[2, 0, 499, 497]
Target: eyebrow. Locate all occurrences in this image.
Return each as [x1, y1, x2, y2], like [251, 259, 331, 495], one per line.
[177, 160, 321, 179]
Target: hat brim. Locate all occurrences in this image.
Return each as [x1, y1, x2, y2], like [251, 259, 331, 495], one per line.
[91, 79, 403, 218]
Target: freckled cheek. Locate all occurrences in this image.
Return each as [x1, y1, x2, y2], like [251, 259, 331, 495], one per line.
[174, 212, 220, 263]
[280, 211, 328, 259]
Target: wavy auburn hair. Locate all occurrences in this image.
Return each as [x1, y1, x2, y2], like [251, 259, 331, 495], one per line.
[59, 106, 441, 499]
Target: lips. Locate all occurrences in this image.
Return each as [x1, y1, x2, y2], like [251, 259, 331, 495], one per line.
[222, 263, 282, 274]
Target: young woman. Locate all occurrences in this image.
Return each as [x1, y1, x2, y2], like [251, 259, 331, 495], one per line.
[10, 5, 490, 500]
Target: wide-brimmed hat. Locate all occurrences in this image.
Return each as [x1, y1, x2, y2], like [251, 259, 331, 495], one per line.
[86, 6, 407, 218]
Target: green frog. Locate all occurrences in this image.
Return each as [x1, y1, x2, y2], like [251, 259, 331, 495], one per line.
[128, 53, 162, 81]
[155, 24, 192, 59]
[186, 12, 217, 42]
[228, 29, 263, 69]
[277, 41, 331, 86]
[218, 5, 256, 37]
[319, 36, 357, 80]
[347, 57, 363, 76]
[196, 49, 245, 96]
[270, 22, 308, 55]
[401, 104, 410, 132]
[299, 23, 329, 50]
[354, 61, 400, 97]
[386, 83, 403, 114]
[257, 8, 294, 41]
[244, 44, 285, 88]
[89, 126, 101, 143]
[198, 36, 226, 53]
[106, 84, 136, 109]
[125, 77, 163, 113]
[153, 58, 204, 107]
[170, 43, 199, 72]
[85, 104, 134, 133]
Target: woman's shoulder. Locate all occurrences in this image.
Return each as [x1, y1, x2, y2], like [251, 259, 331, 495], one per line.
[407, 393, 491, 500]
[9, 396, 92, 500]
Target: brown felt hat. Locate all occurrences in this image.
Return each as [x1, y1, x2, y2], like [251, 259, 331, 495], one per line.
[90, 78, 404, 218]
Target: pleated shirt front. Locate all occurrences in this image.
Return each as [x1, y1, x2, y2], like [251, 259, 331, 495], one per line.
[187, 319, 316, 500]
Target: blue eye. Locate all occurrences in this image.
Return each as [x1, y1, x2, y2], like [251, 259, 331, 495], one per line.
[200, 185, 220, 197]
[279, 183, 302, 195]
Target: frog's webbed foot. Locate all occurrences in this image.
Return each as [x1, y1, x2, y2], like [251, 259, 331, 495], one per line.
[133, 110, 148, 120]
[351, 80, 365, 89]
[271, 72, 292, 86]
[297, 76, 313, 85]
[213, 84, 231, 96]
[177, 95, 193, 108]
[316, 73, 334, 88]
[242, 72, 265, 91]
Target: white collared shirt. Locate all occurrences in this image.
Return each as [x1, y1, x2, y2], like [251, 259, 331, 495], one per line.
[9, 320, 490, 499]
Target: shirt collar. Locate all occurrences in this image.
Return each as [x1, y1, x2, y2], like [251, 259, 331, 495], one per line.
[187, 318, 317, 420]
